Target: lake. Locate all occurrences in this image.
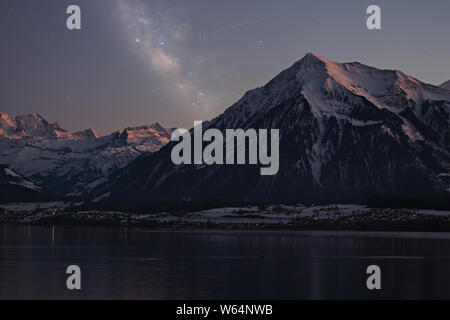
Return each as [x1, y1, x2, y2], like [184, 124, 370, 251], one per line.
[0, 226, 449, 299]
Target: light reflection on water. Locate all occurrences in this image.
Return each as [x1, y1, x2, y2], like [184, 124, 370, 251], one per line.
[0, 226, 449, 299]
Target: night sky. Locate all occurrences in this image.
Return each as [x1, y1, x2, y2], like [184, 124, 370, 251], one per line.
[1, 0, 450, 134]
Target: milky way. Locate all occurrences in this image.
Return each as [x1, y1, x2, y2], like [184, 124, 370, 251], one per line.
[115, 0, 217, 115]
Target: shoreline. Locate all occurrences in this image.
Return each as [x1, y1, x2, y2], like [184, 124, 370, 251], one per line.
[1, 204, 450, 232]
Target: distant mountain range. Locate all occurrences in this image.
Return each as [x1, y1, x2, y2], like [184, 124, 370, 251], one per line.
[0, 113, 173, 197]
[1, 53, 449, 206]
[93, 53, 450, 206]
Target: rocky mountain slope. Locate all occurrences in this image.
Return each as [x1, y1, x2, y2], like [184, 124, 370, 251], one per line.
[0, 164, 40, 191]
[99, 53, 450, 205]
[0, 164, 60, 204]
[440, 80, 450, 91]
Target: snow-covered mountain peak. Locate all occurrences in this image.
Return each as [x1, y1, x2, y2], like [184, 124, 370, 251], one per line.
[0, 112, 14, 121]
[0, 113, 20, 139]
[298, 51, 331, 67]
[216, 54, 450, 132]
[149, 122, 171, 133]
[120, 123, 173, 149]
[4, 113, 73, 139]
[297, 54, 389, 93]
[15, 113, 48, 128]
[122, 123, 171, 136]
[74, 128, 101, 140]
[290, 54, 450, 116]
[298, 53, 421, 90]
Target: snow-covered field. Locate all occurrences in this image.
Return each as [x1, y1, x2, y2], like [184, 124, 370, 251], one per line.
[0, 201, 75, 212]
[151, 204, 450, 225]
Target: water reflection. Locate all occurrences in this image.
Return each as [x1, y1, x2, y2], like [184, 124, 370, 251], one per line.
[0, 226, 449, 299]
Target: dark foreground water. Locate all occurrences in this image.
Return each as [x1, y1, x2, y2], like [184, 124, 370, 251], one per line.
[0, 226, 449, 300]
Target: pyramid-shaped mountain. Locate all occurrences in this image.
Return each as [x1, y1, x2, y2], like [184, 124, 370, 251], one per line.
[99, 53, 450, 205]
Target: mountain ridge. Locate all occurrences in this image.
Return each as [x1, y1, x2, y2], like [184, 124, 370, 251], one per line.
[1, 53, 449, 205]
[95, 52, 450, 205]
[0, 113, 173, 196]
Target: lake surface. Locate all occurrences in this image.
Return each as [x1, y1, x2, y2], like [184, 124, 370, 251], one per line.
[0, 226, 449, 299]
